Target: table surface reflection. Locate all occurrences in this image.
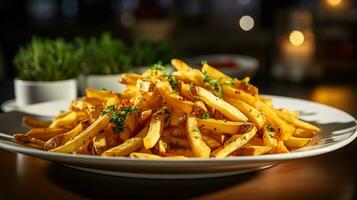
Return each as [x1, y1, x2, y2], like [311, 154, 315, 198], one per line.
[0, 80, 356, 200]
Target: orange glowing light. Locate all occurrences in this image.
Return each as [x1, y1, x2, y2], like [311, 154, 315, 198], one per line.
[289, 30, 305, 46]
[326, 0, 342, 7]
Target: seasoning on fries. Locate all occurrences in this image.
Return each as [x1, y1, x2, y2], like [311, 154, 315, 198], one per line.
[13, 59, 320, 158]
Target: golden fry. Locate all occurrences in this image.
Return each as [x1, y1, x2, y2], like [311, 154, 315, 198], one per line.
[155, 138, 169, 155]
[186, 116, 211, 158]
[222, 85, 295, 140]
[26, 127, 67, 142]
[234, 145, 272, 156]
[179, 82, 195, 100]
[212, 127, 257, 158]
[118, 73, 143, 85]
[262, 127, 278, 148]
[13, 134, 45, 149]
[156, 81, 194, 113]
[225, 98, 266, 129]
[86, 88, 118, 102]
[171, 58, 193, 72]
[103, 137, 143, 157]
[143, 109, 165, 149]
[197, 118, 254, 134]
[293, 128, 316, 138]
[278, 108, 300, 117]
[195, 86, 248, 122]
[130, 152, 162, 159]
[167, 149, 194, 157]
[44, 123, 84, 150]
[51, 115, 109, 153]
[275, 109, 320, 132]
[169, 136, 190, 148]
[201, 134, 221, 149]
[202, 63, 258, 95]
[285, 136, 311, 149]
[277, 140, 289, 153]
[102, 125, 149, 156]
[92, 133, 107, 155]
[23, 116, 50, 128]
[130, 152, 188, 159]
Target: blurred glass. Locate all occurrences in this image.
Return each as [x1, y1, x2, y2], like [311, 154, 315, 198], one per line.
[273, 10, 321, 82]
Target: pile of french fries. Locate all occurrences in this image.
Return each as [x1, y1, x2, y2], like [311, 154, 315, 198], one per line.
[13, 59, 320, 159]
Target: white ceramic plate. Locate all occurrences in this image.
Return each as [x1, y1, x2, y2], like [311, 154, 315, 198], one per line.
[1, 99, 71, 118]
[0, 95, 356, 179]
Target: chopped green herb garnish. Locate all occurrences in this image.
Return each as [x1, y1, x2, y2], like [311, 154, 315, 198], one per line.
[203, 71, 223, 98]
[150, 61, 169, 74]
[150, 61, 177, 89]
[201, 60, 208, 65]
[200, 112, 210, 119]
[267, 124, 275, 132]
[243, 135, 248, 141]
[167, 75, 178, 88]
[101, 105, 136, 133]
[223, 79, 234, 85]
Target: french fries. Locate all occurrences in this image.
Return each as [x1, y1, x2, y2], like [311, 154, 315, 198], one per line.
[186, 116, 211, 158]
[212, 127, 257, 158]
[23, 115, 50, 128]
[233, 145, 272, 156]
[50, 115, 109, 153]
[196, 118, 254, 135]
[44, 123, 84, 150]
[225, 98, 266, 129]
[275, 109, 319, 132]
[222, 85, 297, 140]
[156, 81, 193, 113]
[13, 58, 319, 158]
[26, 127, 68, 141]
[13, 134, 45, 149]
[195, 86, 248, 122]
[143, 109, 165, 149]
[102, 125, 149, 156]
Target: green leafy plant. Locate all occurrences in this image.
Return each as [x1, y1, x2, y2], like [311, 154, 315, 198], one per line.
[14, 37, 80, 81]
[78, 33, 132, 75]
[131, 40, 175, 67]
[14, 33, 177, 80]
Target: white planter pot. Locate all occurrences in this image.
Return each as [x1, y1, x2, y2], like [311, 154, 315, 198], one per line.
[14, 79, 77, 107]
[85, 74, 126, 93]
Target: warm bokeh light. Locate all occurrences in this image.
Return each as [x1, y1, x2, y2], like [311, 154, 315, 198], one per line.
[239, 15, 254, 31]
[289, 30, 305, 46]
[326, 0, 342, 7]
[311, 86, 355, 112]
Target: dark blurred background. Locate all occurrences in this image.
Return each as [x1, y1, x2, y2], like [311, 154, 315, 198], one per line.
[0, 0, 356, 110]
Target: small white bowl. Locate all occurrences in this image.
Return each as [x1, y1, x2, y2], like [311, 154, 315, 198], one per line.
[14, 78, 77, 107]
[85, 74, 125, 93]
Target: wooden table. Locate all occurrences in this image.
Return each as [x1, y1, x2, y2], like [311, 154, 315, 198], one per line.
[1, 81, 356, 200]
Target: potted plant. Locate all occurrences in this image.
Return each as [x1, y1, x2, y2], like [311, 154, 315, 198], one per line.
[130, 39, 175, 73]
[76, 33, 176, 93]
[78, 33, 132, 93]
[14, 37, 79, 106]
